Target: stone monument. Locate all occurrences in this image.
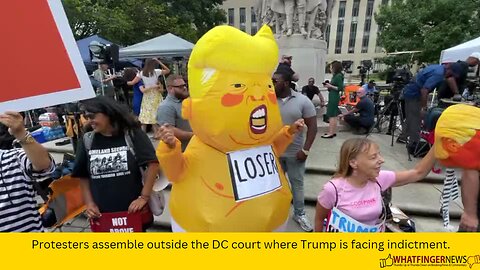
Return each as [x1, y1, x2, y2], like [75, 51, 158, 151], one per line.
[255, 0, 335, 87]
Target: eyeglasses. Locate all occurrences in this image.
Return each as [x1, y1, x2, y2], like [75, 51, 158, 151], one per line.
[171, 84, 187, 88]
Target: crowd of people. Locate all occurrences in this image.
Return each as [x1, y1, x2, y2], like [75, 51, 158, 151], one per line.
[1, 52, 479, 233]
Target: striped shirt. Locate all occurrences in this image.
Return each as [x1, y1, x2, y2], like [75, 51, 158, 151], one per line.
[0, 149, 55, 232]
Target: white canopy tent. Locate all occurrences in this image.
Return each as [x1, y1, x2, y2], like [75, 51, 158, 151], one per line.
[440, 36, 480, 63]
[119, 33, 194, 59]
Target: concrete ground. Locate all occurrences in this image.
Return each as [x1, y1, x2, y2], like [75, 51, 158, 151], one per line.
[44, 114, 462, 233]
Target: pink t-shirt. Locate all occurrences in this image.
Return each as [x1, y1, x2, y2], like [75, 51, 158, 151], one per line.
[317, 170, 396, 226]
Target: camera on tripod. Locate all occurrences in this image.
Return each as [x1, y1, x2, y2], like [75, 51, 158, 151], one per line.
[387, 68, 412, 99]
[357, 60, 373, 84]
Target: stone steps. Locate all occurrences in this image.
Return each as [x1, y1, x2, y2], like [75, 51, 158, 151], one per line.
[151, 190, 458, 232]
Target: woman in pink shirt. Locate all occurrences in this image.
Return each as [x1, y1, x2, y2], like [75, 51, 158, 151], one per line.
[315, 138, 436, 232]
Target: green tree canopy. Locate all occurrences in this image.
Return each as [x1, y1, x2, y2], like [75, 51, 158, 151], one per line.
[62, 0, 226, 45]
[375, 0, 480, 63]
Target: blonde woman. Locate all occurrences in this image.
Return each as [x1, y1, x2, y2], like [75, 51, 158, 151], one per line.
[314, 138, 435, 232]
[129, 58, 170, 134]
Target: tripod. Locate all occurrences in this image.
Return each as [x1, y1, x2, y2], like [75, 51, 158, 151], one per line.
[373, 92, 405, 146]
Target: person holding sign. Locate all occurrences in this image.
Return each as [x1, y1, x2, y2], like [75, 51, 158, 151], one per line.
[72, 97, 159, 232]
[0, 112, 55, 232]
[314, 138, 436, 232]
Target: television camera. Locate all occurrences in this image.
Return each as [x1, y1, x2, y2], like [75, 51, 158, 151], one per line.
[357, 60, 373, 85]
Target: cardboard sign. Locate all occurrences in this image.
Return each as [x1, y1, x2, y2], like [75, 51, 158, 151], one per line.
[0, 0, 94, 113]
[227, 145, 282, 202]
[89, 211, 143, 233]
[325, 207, 384, 233]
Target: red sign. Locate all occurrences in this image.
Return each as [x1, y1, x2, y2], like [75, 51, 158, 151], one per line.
[0, 0, 94, 113]
[90, 212, 143, 233]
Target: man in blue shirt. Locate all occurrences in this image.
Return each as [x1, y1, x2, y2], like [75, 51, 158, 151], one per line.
[400, 64, 445, 151]
[362, 80, 377, 94]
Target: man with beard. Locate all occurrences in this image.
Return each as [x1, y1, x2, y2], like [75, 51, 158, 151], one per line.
[156, 74, 192, 151]
[273, 71, 317, 232]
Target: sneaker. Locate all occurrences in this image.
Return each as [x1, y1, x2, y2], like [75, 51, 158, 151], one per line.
[396, 137, 407, 144]
[293, 214, 313, 232]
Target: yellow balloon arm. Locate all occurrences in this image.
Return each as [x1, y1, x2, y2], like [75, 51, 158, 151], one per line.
[156, 139, 186, 183]
[272, 126, 294, 156]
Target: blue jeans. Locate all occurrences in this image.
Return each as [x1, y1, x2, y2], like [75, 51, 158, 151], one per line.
[280, 156, 306, 216]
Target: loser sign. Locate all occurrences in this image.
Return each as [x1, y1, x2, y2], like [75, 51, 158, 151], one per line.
[0, 0, 94, 113]
[227, 145, 282, 202]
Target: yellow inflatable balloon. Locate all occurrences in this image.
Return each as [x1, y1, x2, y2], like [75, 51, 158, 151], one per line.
[434, 104, 480, 170]
[156, 25, 295, 231]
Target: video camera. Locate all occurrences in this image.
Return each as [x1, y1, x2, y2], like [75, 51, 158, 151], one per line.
[357, 60, 373, 84]
[387, 68, 412, 101]
[88, 41, 119, 64]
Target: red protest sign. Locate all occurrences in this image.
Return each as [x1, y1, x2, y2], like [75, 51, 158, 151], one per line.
[0, 0, 94, 113]
[90, 211, 143, 233]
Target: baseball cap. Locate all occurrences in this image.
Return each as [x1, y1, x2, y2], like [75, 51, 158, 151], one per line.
[282, 55, 292, 60]
[469, 52, 480, 60]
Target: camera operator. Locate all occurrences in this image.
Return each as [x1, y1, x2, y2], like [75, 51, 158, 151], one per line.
[400, 64, 445, 153]
[358, 66, 367, 85]
[437, 52, 480, 102]
[93, 62, 117, 98]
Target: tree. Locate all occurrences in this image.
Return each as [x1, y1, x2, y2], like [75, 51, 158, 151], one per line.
[62, 0, 226, 45]
[375, 0, 480, 63]
[162, 0, 227, 41]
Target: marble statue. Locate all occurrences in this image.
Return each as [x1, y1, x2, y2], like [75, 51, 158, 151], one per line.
[256, 0, 335, 40]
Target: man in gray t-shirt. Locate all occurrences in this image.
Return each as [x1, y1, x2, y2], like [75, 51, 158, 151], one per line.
[156, 74, 192, 151]
[273, 71, 318, 232]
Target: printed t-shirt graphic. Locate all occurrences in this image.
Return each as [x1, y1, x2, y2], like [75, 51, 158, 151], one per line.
[89, 147, 129, 179]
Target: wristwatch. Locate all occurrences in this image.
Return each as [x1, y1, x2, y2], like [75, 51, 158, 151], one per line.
[301, 149, 310, 155]
[13, 132, 36, 145]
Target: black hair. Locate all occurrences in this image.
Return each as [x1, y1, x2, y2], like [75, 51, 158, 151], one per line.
[0, 123, 14, 150]
[80, 96, 140, 134]
[273, 71, 292, 82]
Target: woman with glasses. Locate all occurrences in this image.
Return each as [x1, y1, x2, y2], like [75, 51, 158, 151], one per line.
[72, 97, 159, 232]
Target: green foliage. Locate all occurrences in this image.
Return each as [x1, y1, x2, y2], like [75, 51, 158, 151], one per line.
[62, 0, 226, 45]
[375, 0, 480, 63]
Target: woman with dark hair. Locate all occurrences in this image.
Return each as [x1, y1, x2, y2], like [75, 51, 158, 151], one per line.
[128, 58, 170, 134]
[322, 61, 344, 139]
[71, 96, 159, 232]
[0, 112, 55, 231]
[124, 67, 144, 117]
